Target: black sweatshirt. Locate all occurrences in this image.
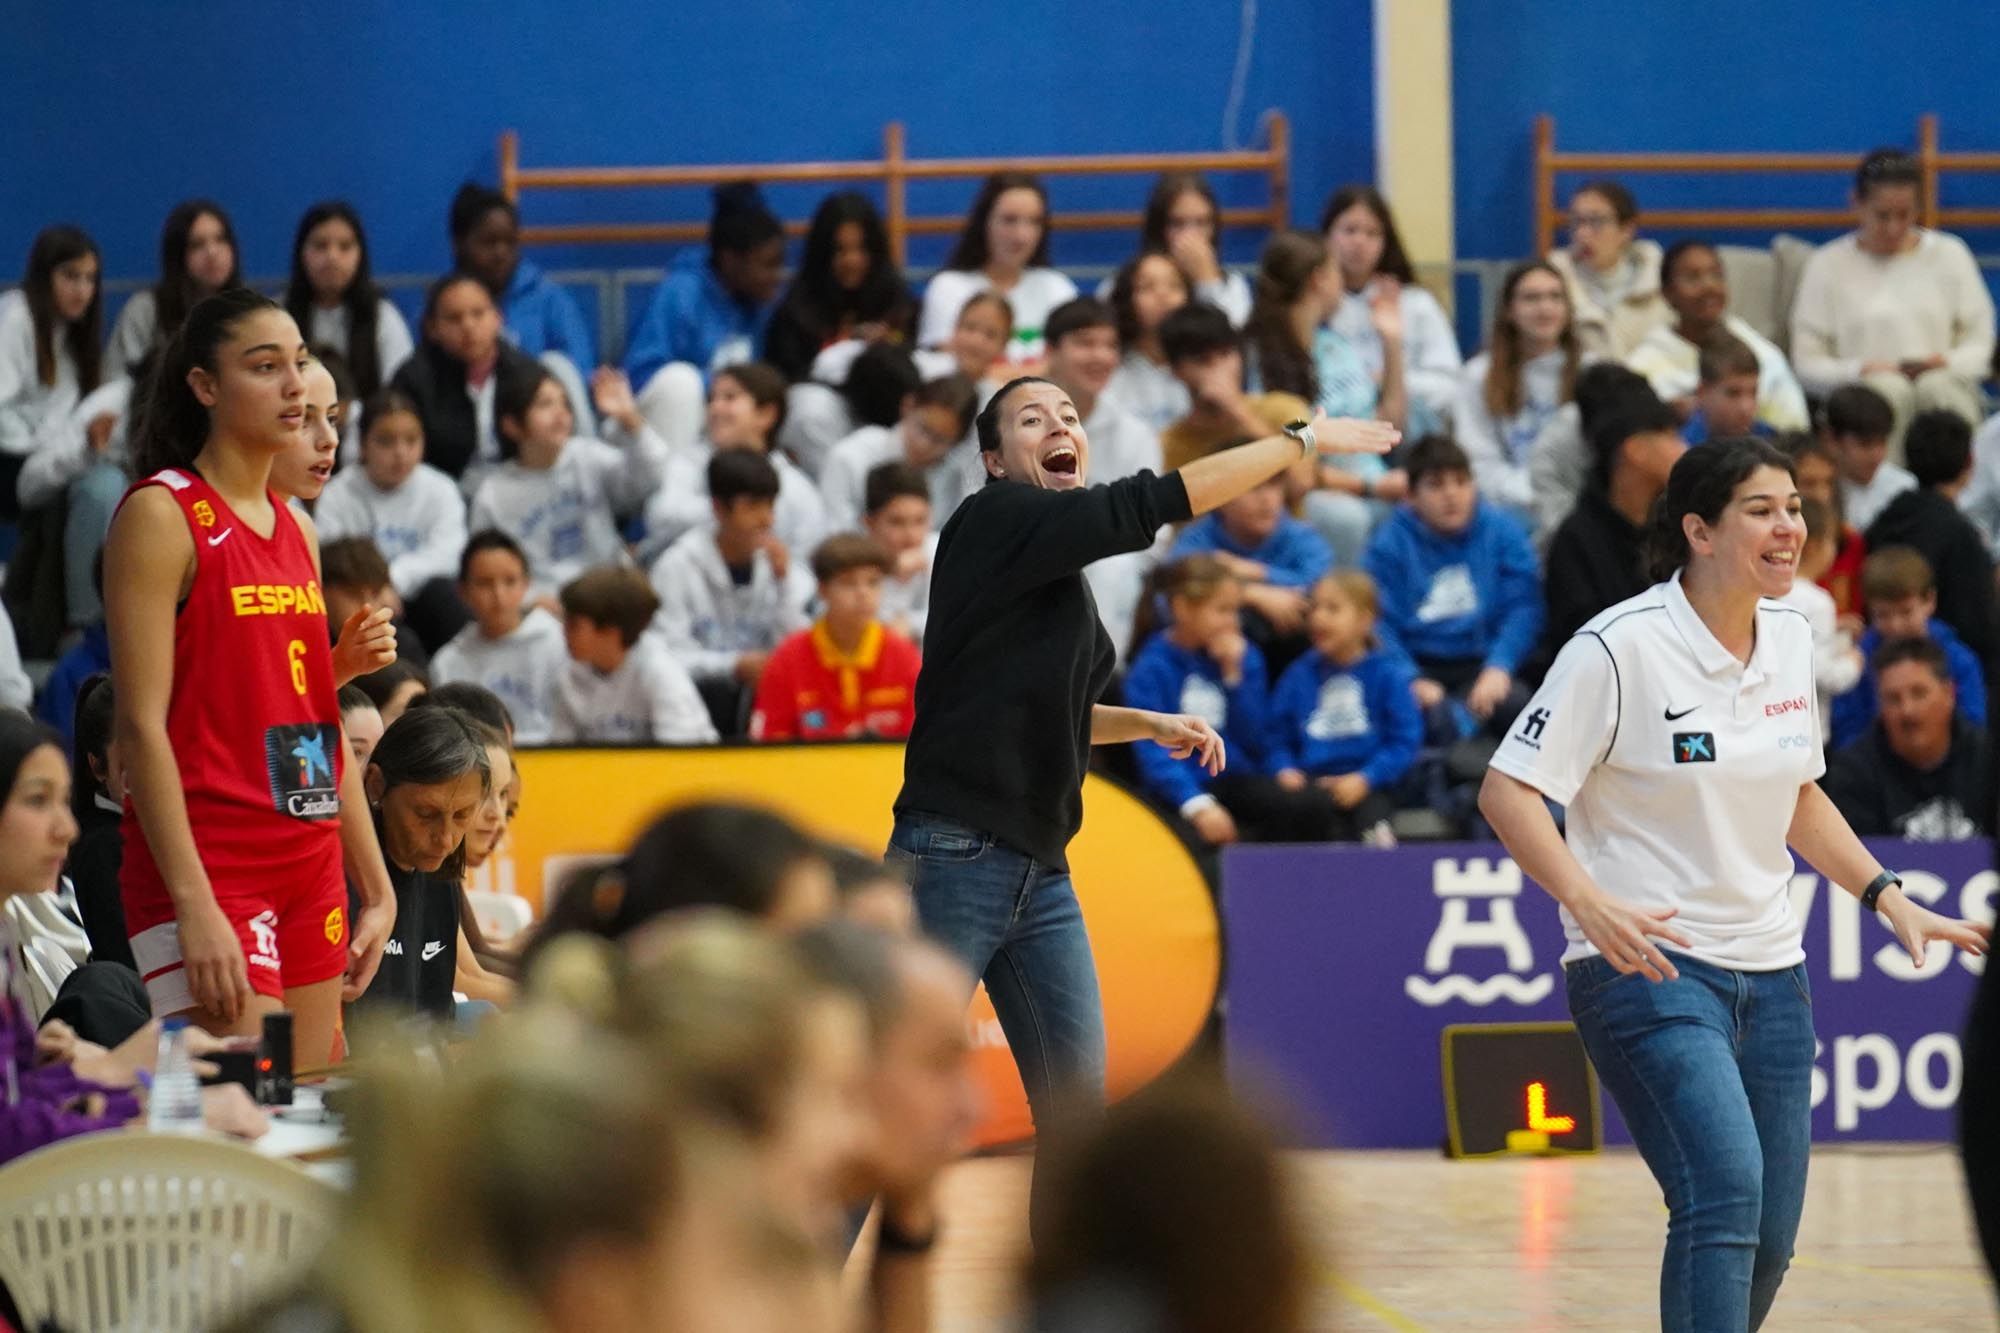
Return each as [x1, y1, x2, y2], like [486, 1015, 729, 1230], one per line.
[896, 470, 1193, 868]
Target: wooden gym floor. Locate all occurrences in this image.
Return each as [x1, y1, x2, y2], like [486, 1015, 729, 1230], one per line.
[925, 1145, 1996, 1330]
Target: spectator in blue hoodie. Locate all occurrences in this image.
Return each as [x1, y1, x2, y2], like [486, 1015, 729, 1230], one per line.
[625, 183, 788, 452]
[1123, 555, 1334, 848]
[1830, 545, 1988, 748]
[1170, 466, 1334, 671]
[1365, 434, 1542, 739]
[449, 183, 596, 372]
[1265, 570, 1421, 845]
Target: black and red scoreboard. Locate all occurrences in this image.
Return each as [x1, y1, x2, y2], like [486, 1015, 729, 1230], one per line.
[1442, 1022, 1602, 1158]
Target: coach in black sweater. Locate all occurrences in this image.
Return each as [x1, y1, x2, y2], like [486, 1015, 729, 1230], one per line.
[889, 376, 1396, 1155]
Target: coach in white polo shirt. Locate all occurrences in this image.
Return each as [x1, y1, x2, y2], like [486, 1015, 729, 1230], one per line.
[1480, 436, 1989, 1333]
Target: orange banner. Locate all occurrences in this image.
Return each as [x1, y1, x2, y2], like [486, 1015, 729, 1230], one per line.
[483, 743, 1220, 1146]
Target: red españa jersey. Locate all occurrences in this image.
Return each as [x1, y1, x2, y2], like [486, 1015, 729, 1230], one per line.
[750, 621, 921, 742]
[118, 469, 344, 880]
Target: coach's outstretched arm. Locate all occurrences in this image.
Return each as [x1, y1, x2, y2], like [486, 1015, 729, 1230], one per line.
[1177, 408, 1398, 517]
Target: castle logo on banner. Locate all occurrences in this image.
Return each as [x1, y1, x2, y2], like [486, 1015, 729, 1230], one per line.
[1404, 857, 1554, 1006]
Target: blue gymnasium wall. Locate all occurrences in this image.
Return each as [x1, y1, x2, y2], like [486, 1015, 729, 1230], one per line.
[1451, 1, 2000, 264]
[2, 1, 1373, 303]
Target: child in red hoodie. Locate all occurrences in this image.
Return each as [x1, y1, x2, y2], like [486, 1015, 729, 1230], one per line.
[750, 534, 921, 741]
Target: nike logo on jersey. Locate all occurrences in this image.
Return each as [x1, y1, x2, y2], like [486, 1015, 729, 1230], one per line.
[207, 528, 233, 547]
[1663, 704, 1700, 721]
[421, 941, 445, 961]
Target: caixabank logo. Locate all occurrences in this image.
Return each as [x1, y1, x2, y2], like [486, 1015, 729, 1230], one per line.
[265, 724, 340, 821]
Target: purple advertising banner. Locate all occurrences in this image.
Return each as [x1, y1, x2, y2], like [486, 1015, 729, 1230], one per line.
[1223, 839, 1995, 1149]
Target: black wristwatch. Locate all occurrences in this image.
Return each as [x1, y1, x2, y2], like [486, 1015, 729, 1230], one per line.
[1859, 870, 1902, 914]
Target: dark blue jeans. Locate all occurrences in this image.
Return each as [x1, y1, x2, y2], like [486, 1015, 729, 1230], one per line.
[1566, 952, 1815, 1333]
[886, 811, 1106, 1134]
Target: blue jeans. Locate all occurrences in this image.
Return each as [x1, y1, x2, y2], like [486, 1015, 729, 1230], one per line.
[886, 811, 1106, 1133]
[1566, 952, 1815, 1333]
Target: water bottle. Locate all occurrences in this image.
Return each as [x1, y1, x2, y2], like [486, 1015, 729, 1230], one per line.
[147, 1017, 204, 1133]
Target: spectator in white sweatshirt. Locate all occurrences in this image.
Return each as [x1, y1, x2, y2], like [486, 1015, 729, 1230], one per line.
[315, 387, 467, 605]
[1625, 238, 1809, 434]
[107, 199, 243, 376]
[643, 360, 827, 559]
[918, 172, 1078, 366]
[551, 566, 716, 745]
[818, 373, 980, 534]
[428, 531, 570, 743]
[1102, 252, 1193, 435]
[0, 225, 121, 626]
[862, 461, 937, 645]
[649, 450, 814, 731]
[1320, 185, 1463, 435]
[1826, 382, 1915, 532]
[1791, 149, 1994, 447]
[282, 201, 414, 402]
[1453, 260, 1585, 524]
[469, 365, 667, 602]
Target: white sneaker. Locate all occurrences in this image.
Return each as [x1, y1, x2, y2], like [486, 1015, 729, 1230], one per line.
[1361, 820, 1398, 849]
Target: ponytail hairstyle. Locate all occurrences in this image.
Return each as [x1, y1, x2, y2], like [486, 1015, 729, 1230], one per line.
[1643, 435, 1795, 583]
[22, 225, 103, 393]
[127, 286, 289, 479]
[1483, 259, 1579, 421]
[151, 200, 243, 345]
[1128, 552, 1241, 658]
[944, 172, 1054, 272]
[285, 201, 388, 397]
[71, 673, 115, 822]
[709, 182, 783, 261]
[1244, 231, 1328, 403]
[367, 705, 493, 882]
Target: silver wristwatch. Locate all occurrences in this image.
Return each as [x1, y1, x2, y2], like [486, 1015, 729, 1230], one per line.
[1283, 418, 1316, 459]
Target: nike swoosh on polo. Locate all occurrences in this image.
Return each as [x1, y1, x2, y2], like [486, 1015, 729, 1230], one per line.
[421, 941, 445, 961]
[1663, 705, 1700, 721]
[207, 528, 233, 547]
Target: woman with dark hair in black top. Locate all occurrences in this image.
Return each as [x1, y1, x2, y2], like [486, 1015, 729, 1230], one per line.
[890, 375, 1396, 1169]
[765, 192, 914, 382]
[354, 706, 491, 1021]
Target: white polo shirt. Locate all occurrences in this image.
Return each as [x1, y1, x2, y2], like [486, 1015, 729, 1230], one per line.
[1490, 574, 1823, 970]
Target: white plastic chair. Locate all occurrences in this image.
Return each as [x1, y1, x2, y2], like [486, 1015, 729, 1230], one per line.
[0, 1130, 339, 1332]
[463, 889, 534, 945]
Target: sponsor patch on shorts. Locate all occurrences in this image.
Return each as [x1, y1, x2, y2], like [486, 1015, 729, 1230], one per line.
[265, 723, 341, 820]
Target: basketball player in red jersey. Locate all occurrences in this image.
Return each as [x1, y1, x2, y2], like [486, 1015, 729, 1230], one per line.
[104, 290, 397, 1069]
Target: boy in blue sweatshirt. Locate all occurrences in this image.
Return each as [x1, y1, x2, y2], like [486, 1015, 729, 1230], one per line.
[1831, 546, 1989, 748]
[1170, 472, 1334, 671]
[450, 184, 597, 369]
[624, 185, 787, 390]
[1265, 571, 1422, 845]
[1364, 434, 1542, 740]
